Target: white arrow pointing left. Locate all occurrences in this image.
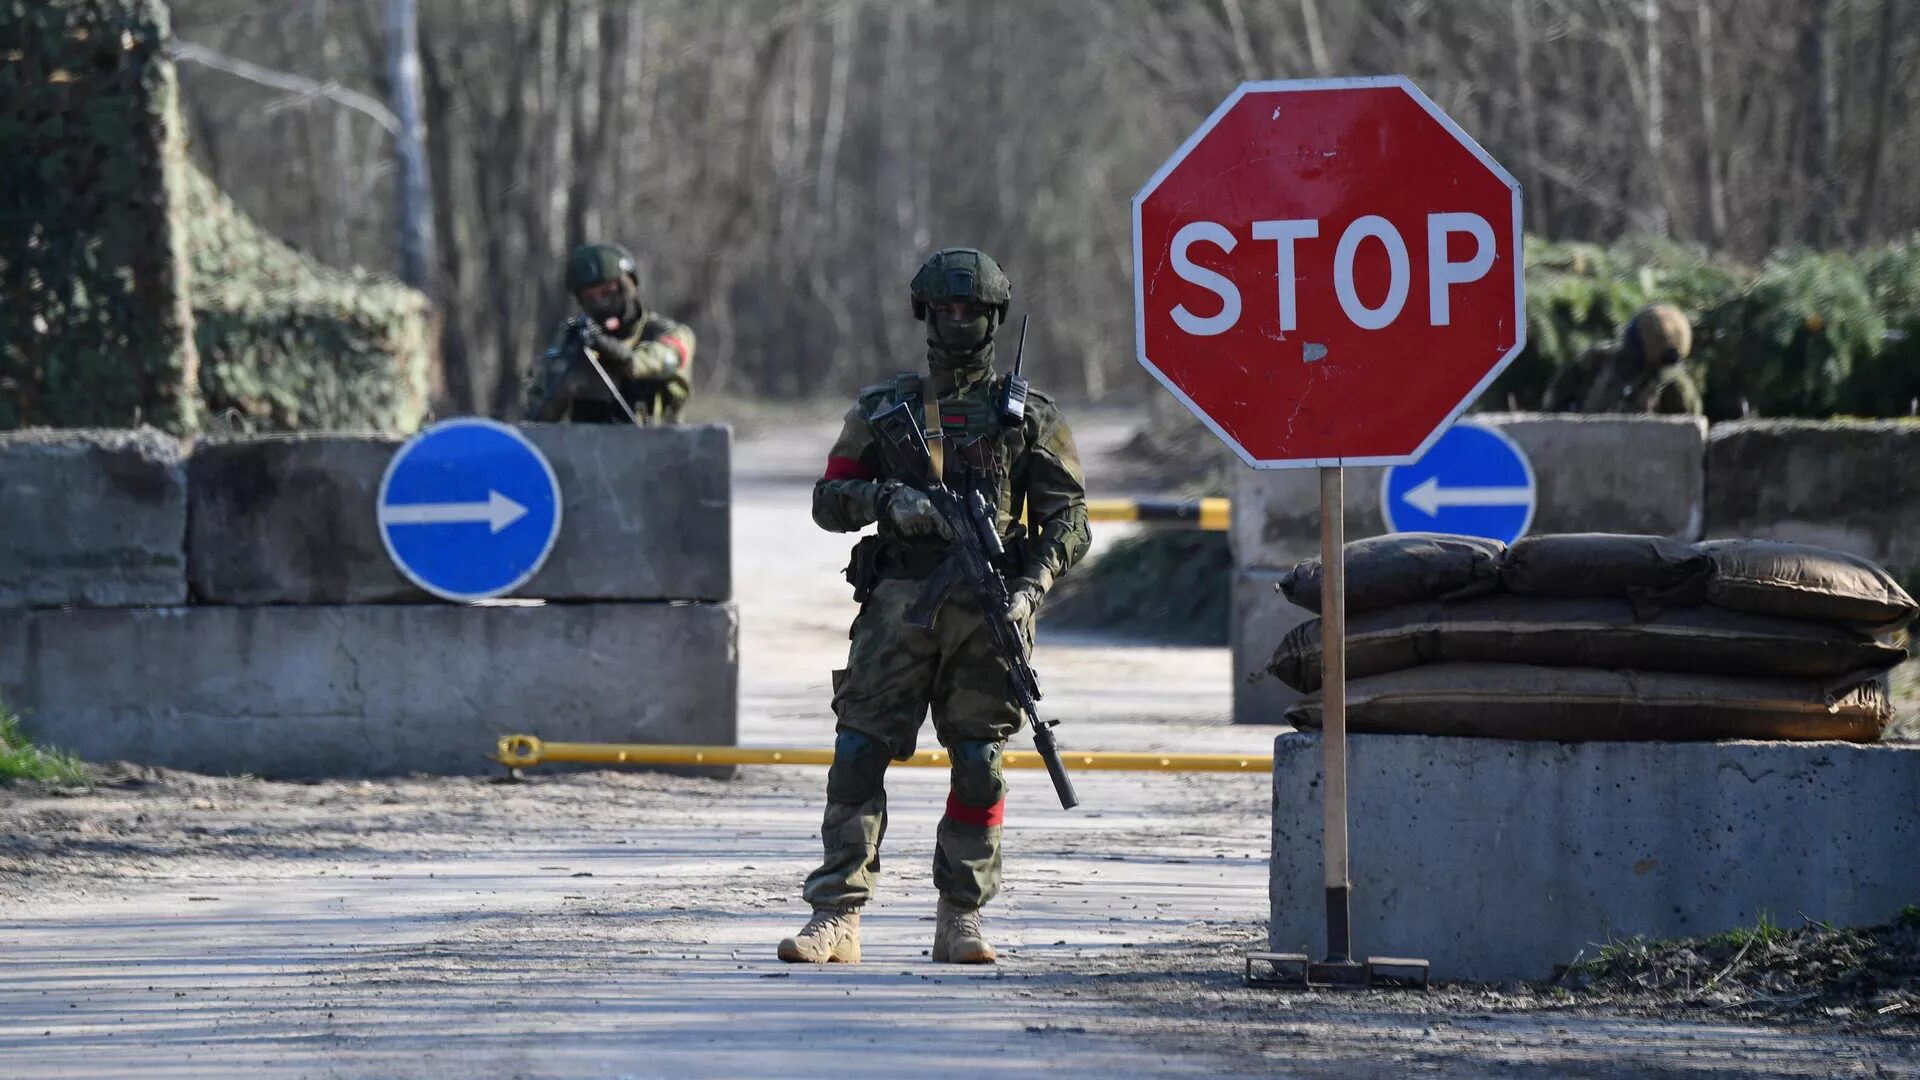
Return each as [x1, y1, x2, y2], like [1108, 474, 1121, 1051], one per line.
[380, 490, 528, 534]
[1402, 476, 1532, 517]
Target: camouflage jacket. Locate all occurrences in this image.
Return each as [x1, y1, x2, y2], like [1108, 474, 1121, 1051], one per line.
[1543, 344, 1702, 416]
[814, 360, 1090, 593]
[524, 312, 695, 423]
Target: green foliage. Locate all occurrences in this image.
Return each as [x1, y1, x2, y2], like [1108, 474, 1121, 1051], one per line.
[1703, 910, 1790, 952]
[1707, 251, 1886, 418]
[0, 699, 91, 787]
[1489, 234, 1920, 420]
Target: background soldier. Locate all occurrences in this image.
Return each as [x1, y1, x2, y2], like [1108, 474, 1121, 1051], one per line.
[524, 243, 695, 423]
[1542, 302, 1703, 415]
[778, 248, 1091, 966]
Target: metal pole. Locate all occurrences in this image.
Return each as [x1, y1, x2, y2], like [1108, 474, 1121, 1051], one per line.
[1319, 464, 1352, 964]
[493, 736, 1275, 773]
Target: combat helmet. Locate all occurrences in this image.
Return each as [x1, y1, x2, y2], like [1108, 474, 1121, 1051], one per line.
[565, 243, 638, 294]
[910, 248, 1012, 322]
[1627, 304, 1692, 366]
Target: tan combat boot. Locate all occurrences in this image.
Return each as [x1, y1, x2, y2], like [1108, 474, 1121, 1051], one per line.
[777, 907, 861, 963]
[932, 897, 996, 964]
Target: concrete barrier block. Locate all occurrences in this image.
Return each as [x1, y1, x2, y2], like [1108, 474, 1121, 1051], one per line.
[1229, 466, 1383, 572]
[521, 423, 731, 602]
[186, 433, 410, 604]
[1492, 413, 1707, 540]
[0, 428, 187, 608]
[1231, 414, 1707, 569]
[1269, 732, 1920, 981]
[1706, 419, 1920, 575]
[187, 424, 730, 604]
[0, 601, 738, 778]
[1232, 568, 1313, 725]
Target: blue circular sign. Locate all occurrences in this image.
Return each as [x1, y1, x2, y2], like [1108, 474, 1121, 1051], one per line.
[1381, 421, 1535, 545]
[377, 418, 562, 602]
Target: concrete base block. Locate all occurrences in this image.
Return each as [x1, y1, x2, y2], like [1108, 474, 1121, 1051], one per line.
[1707, 419, 1920, 576]
[1269, 732, 1920, 982]
[1230, 414, 1707, 570]
[0, 428, 186, 608]
[0, 602, 738, 778]
[1232, 569, 1313, 725]
[187, 424, 730, 605]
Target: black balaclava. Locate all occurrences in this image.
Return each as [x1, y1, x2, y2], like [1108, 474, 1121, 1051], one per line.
[926, 307, 996, 393]
[583, 278, 642, 335]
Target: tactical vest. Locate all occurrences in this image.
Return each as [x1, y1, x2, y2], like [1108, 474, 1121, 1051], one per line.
[871, 371, 1031, 532]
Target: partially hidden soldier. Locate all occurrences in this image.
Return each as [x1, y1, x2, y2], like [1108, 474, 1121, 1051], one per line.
[1541, 303, 1702, 415]
[524, 243, 695, 423]
[778, 248, 1090, 965]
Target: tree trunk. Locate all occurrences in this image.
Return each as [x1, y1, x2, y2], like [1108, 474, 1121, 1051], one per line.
[1856, 0, 1899, 242]
[1691, 0, 1728, 246]
[385, 0, 436, 296]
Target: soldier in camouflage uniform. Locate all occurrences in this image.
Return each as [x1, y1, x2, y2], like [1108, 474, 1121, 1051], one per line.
[1542, 303, 1702, 415]
[524, 243, 695, 423]
[777, 249, 1090, 966]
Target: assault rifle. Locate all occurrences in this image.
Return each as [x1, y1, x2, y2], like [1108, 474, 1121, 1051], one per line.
[868, 400, 1081, 810]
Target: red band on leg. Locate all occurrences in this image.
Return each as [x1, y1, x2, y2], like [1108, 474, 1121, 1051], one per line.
[945, 791, 1005, 827]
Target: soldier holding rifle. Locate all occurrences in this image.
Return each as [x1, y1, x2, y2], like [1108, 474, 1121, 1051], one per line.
[779, 249, 1090, 965]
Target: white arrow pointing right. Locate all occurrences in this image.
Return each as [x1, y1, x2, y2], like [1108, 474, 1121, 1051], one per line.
[1402, 476, 1532, 517]
[379, 490, 529, 534]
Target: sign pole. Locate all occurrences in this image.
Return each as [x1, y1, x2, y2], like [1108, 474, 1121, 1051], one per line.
[1318, 465, 1354, 969]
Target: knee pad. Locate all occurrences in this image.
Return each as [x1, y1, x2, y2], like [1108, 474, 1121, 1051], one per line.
[826, 729, 890, 805]
[948, 739, 1006, 808]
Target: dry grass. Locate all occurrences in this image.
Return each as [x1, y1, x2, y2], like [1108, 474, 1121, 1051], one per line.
[1564, 909, 1920, 1021]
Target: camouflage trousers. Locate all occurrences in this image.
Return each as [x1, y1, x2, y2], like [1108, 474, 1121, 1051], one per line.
[801, 577, 1031, 912]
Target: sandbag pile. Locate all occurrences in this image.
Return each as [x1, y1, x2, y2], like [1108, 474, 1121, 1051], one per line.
[1272, 533, 1914, 742]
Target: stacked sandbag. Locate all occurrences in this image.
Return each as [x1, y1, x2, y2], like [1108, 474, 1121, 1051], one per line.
[1284, 664, 1891, 743]
[1272, 533, 1913, 742]
[1278, 532, 1505, 613]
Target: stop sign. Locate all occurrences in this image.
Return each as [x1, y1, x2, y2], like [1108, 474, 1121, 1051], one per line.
[1133, 76, 1524, 468]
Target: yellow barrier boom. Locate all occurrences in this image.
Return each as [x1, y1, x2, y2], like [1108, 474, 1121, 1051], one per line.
[1083, 497, 1229, 531]
[496, 735, 1270, 773]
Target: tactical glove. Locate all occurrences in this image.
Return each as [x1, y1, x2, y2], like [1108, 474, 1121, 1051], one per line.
[1003, 577, 1044, 625]
[581, 323, 636, 368]
[880, 483, 953, 540]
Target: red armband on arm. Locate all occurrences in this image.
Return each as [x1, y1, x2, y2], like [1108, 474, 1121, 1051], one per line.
[823, 455, 874, 482]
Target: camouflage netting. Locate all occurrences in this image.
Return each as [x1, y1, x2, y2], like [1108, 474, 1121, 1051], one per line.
[1, 0, 432, 438]
[0, 0, 199, 433]
[181, 162, 433, 434]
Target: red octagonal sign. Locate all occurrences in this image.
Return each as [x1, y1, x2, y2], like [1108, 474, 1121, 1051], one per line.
[1134, 76, 1524, 468]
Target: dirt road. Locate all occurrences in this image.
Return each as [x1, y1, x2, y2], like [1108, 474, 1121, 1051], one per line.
[2, 416, 1912, 1078]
